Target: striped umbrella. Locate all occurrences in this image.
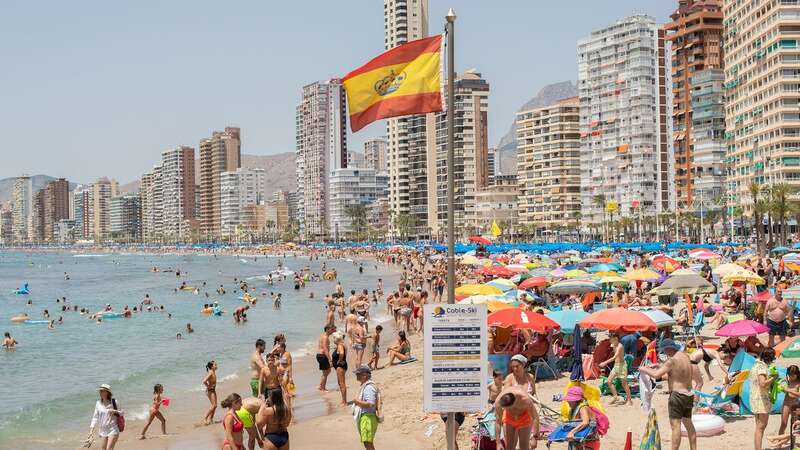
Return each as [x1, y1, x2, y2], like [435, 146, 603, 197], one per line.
[782, 286, 800, 301]
[639, 408, 662, 450]
[487, 278, 516, 292]
[546, 278, 601, 295]
[564, 269, 589, 279]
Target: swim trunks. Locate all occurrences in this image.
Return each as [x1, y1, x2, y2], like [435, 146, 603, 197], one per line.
[503, 410, 533, 429]
[358, 413, 379, 443]
[668, 391, 693, 419]
[250, 379, 260, 397]
[353, 343, 366, 351]
[608, 361, 627, 381]
[767, 318, 788, 336]
[399, 307, 412, 316]
[316, 353, 331, 371]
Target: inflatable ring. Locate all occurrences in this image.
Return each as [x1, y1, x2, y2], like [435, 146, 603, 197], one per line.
[681, 414, 724, 437]
[323, 271, 336, 281]
[201, 308, 213, 315]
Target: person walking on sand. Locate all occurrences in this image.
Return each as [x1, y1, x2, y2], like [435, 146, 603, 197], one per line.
[352, 366, 381, 450]
[250, 339, 267, 397]
[202, 361, 218, 425]
[316, 324, 335, 392]
[86, 384, 123, 450]
[639, 339, 696, 450]
[333, 333, 349, 406]
[368, 325, 383, 370]
[258, 353, 282, 398]
[494, 386, 539, 450]
[139, 384, 166, 439]
[598, 333, 632, 406]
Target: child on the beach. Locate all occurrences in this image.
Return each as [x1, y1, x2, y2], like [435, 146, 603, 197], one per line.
[368, 325, 383, 370]
[139, 384, 167, 439]
[768, 403, 800, 448]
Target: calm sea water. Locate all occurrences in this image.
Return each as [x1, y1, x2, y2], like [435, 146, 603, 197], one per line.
[0, 250, 397, 448]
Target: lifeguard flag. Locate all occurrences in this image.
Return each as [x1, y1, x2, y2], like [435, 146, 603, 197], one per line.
[342, 35, 443, 132]
[491, 221, 502, 237]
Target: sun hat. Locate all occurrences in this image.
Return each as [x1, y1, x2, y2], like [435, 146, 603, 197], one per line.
[353, 365, 372, 375]
[98, 384, 112, 393]
[659, 338, 682, 352]
[510, 354, 528, 365]
[563, 386, 584, 402]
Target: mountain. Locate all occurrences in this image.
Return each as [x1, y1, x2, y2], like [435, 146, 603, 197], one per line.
[494, 81, 578, 175]
[241, 152, 297, 199]
[0, 175, 79, 207]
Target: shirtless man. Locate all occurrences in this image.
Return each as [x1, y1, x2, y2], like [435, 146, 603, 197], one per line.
[316, 324, 336, 392]
[325, 299, 336, 328]
[494, 386, 539, 450]
[257, 353, 282, 398]
[345, 308, 359, 338]
[639, 339, 697, 450]
[397, 291, 413, 334]
[598, 333, 632, 405]
[250, 339, 267, 397]
[3, 332, 17, 349]
[238, 397, 266, 450]
[765, 290, 791, 347]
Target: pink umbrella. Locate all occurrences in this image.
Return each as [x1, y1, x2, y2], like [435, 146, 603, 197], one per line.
[715, 319, 769, 337]
[689, 249, 721, 260]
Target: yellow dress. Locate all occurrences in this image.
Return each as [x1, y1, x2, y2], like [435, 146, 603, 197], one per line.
[749, 360, 772, 414]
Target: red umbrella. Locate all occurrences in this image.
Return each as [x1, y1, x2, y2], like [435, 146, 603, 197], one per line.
[578, 308, 657, 332]
[488, 308, 561, 333]
[482, 266, 516, 278]
[651, 254, 680, 272]
[752, 290, 774, 303]
[469, 236, 492, 245]
[518, 277, 549, 289]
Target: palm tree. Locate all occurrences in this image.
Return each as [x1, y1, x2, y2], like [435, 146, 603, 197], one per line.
[749, 182, 765, 254]
[392, 213, 417, 241]
[345, 204, 368, 240]
[570, 211, 582, 242]
[592, 194, 606, 241]
[769, 183, 796, 246]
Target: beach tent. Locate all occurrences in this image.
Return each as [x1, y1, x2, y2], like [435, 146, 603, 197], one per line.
[729, 350, 785, 415]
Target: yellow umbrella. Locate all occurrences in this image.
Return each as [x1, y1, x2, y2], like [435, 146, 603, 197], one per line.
[592, 271, 618, 277]
[712, 263, 741, 277]
[455, 284, 503, 296]
[461, 255, 480, 265]
[670, 268, 699, 276]
[564, 269, 589, 279]
[722, 269, 765, 285]
[623, 268, 661, 281]
[597, 275, 630, 286]
[485, 301, 516, 313]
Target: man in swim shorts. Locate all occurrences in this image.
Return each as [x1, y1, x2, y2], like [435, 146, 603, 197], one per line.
[316, 324, 335, 392]
[249, 339, 267, 397]
[494, 386, 539, 449]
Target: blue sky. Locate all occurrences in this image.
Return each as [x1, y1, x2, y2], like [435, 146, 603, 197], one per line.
[0, 1, 669, 183]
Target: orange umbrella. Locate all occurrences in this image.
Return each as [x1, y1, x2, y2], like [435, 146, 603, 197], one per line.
[578, 308, 657, 332]
[518, 277, 549, 289]
[487, 308, 561, 333]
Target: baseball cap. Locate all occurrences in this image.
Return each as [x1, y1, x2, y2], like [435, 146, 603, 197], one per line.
[659, 338, 682, 352]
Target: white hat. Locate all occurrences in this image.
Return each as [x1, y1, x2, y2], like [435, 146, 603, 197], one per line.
[510, 354, 528, 365]
[98, 384, 112, 393]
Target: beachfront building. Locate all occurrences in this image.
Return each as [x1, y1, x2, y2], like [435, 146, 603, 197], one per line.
[140, 167, 163, 243]
[12, 176, 32, 243]
[139, 146, 196, 243]
[0, 209, 12, 245]
[517, 97, 582, 232]
[55, 219, 76, 244]
[90, 177, 119, 242]
[295, 79, 347, 240]
[385, 0, 428, 237]
[578, 15, 673, 225]
[665, 0, 724, 212]
[467, 182, 519, 237]
[220, 167, 266, 238]
[72, 185, 90, 241]
[691, 69, 727, 205]
[42, 178, 70, 242]
[487, 147, 497, 185]
[328, 168, 389, 239]
[199, 127, 241, 239]
[347, 151, 367, 169]
[110, 194, 141, 242]
[30, 190, 45, 243]
[723, 0, 800, 211]
[364, 137, 388, 172]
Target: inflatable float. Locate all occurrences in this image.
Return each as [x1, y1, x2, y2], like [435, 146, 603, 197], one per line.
[10, 315, 30, 323]
[323, 271, 337, 281]
[179, 286, 196, 291]
[201, 308, 213, 315]
[681, 414, 724, 437]
[13, 283, 30, 295]
[23, 320, 49, 325]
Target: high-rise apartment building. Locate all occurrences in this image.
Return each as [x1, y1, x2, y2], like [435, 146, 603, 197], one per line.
[364, 137, 388, 172]
[347, 151, 367, 169]
[723, 0, 800, 210]
[384, 0, 428, 233]
[691, 69, 727, 203]
[199, 127, 241, 238]
[578, 15, 673, 223]
[328, 168, 389, 239]
[31, 189, 45, 242]
[295, 80, 347, 239]
[139, 146, 196, 243]
[220, 168, 266, 237]
[110, 194, 141, 242]
[0, 209, 13, 244]
[90, 178, 119, 242]
[12, 176, 32, 243]
[517, 97, 582, 230]
[665, 0, 724, 210]
[42, 178, 70, 241]
[140, 167, 163, 242]
[72, 185, 90, 241]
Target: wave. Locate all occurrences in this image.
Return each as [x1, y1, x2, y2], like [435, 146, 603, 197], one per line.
[72, 254, 109, 258]
[188, 372, 239, 392]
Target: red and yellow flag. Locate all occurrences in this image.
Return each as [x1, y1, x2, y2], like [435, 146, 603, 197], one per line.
[342, 35, 443, 132]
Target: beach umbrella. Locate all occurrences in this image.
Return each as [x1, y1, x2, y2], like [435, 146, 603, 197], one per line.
[505, 264, 530, 273]
[564, 269, 589, 279]
[571, 324, 584, 381]
[751, 290, 774, 303]
[468, 235, 492, 245]
[509, 272, 533, 284]
[712, 263, 743, 277]
[484, 266, 517, 278]
[485, 301, 517, 313]
[487, 278, 516, 292]
[455, 284, 503, 296]
[721, 269, 764, 285]
[623, 268, 661, 281]
[592, 270, 619, 277]
[549, 267, 567, 278]
[783, 286, 800, 301]
[787, 262, 800, 273]
[460, 255, 483, 266]
[634, 309, 677, 328]
[487, 308, 561, 333]
[669, 268, 699, 276]
[772, 246, 791, 255]
[651, 254, 680, 273]
[458, 294, 508, 304]
[587, 263, 624, 273]
[597, 275, 630, 288]
[715, 319, 769, 337]
[689, 249, 721, 260]
[579, 308, 658, 332]
[639, 409, 662, 450]
[775, 336, 800, 358]
[518, 276, 549, 289]
[784, 253, 800, 262]
[649, 272, 715, 296]
[546, 309, 589, 334]
[547, 279, 601, 295]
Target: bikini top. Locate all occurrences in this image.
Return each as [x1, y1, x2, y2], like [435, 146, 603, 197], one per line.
[225, 412, 244, 433]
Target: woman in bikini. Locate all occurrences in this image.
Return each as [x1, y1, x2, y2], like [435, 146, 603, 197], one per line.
[386, 330, 412, 366]
[274, 342, 294, 399]
[202, 361, 218, 425]
[262, 388, 291, 450]
[332, 334, 348, 406]
[504, 354, 537, 401]
[221, 393, 245, 450]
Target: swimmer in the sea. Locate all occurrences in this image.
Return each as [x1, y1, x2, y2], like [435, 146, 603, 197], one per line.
[3, 332, 18, 349]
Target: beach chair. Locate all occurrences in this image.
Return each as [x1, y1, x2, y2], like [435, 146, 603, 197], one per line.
[470, 409, 497, 450]
[691, 311, 704, 336]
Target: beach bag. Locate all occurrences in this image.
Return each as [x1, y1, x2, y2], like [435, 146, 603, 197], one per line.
[582, 354, 600, 380]
[588, 406, 609, 436]
[111, 399, 125, 432]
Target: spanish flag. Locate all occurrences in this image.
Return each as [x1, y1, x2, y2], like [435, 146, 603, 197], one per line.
[342, 35, 443, 132]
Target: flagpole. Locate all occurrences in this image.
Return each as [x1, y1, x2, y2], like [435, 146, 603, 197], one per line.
[445, 8, 457, 450]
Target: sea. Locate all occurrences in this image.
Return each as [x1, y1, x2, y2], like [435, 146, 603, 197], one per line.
[0, 250, 398, 448]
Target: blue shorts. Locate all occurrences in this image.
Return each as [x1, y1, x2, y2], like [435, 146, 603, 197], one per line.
[767, 319, 788, 336]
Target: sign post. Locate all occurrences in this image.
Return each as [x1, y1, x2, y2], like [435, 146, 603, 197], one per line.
[424, 303, 488, 418]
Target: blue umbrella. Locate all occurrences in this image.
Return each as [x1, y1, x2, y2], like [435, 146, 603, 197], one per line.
[546, 309, 589, 334]
[571, 324, 584, 381]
